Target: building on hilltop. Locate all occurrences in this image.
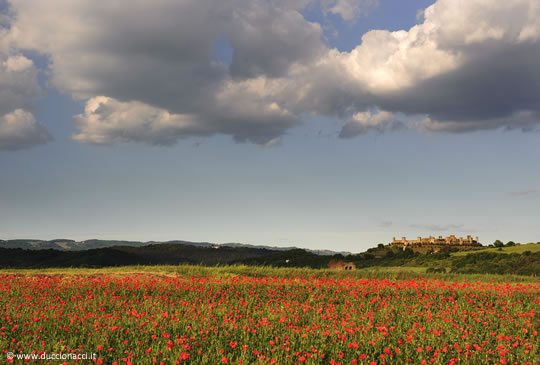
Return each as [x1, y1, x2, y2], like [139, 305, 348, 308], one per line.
[391, 235, 480, 246]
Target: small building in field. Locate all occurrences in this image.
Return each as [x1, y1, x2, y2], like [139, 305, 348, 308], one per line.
[328, 260, 356, 270]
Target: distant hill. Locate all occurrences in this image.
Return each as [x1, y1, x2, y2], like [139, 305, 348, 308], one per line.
[0, 239, 150, 251]
[219, 242, 351, 256]
[0, 241, 538, 275]
[0, 243, 348, 269]
[0, 243, 274, 268]
[0, 238, 351, 256]
[451, 242, 540, 256]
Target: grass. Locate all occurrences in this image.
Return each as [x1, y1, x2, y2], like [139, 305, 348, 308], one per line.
[356, 266, 426, 273]
[451, 242, 540, 256]
[0, 264, 537, 283]
[1, 268, 538, 364]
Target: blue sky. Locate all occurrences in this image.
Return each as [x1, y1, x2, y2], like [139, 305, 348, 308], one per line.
[1, 0, 539, 252]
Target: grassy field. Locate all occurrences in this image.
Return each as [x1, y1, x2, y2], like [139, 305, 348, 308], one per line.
[0, 266, 537, 364]
[451, 242, 540, 256]
[0, 264, 537, 283]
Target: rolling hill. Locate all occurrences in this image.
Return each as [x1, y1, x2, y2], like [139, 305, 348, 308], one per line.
[0, 238, 351, 256]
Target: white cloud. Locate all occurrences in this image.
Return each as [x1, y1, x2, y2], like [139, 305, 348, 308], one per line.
[0, 109, 51, 150]
[322, 0, 378, 22]
[0, 52, 41, 115]
[0, 42, 50, 150]
[227, 1, 324, 78]
[416, 111, 540, 133]
[213, 77, 300, 143]
[341, 28, 462, 92]
[72, 81, 300, 146]
[72, 97, 206, 145]
[339, 110, 403, 137]
[299, 0, 540, 133]
[332, 0, 538, 93]
[424, 0, 539, 45]
[5, 0, 315, 145]
[3, 54, 32, 72]
[2, 0, 540, 147]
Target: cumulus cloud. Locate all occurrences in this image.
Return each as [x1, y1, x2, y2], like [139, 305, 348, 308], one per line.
[2, 0, 540, 147]
[0, 109, 51, 150]
[339, 110, 404, 137]
[297, 0, 540, 134]
[73, 90, 299, 146]
[227, 1, 325, 78]
[5, 0, 315, 145]
[416, 111, 540, 133]
[212, 77, 300, 144]
[0, 37, 50, 150]
[0, 53, 41, 115]
[72, 97, 207, 145]
[321, 0, 379, 22]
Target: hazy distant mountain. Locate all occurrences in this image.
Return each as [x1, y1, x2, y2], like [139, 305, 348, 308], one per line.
[220, 242, 351, 256]
[0, 239, 149, 251]
[0, 243, 274, 268]
[1, 239, 537, 275]
[0, 239, 351, 256]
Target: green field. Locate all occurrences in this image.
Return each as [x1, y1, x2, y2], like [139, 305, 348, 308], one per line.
[0, 264, 537, 283]
[1, 266, 537, 364]
[451, 242, 540, 256]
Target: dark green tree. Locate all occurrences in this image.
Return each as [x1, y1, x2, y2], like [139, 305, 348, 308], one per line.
[403, 247, 414, 257]
[493, 240, 504, 248]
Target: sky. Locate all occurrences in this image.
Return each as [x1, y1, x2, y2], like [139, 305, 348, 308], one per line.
[0, 0, 539, 252]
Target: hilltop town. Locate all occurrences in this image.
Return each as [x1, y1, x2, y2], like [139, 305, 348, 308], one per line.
[391, 235, 483, 252]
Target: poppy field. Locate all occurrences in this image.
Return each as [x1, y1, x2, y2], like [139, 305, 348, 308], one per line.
[0, 270, 538, 364]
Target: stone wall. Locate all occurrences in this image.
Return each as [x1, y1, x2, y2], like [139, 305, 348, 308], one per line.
[391, 235, 480, 246]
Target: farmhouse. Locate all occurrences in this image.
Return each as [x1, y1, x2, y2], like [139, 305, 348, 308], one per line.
[328, 260, 356, 270]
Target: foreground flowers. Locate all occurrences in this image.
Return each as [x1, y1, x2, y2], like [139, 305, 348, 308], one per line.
[0, 273, 537, 364]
